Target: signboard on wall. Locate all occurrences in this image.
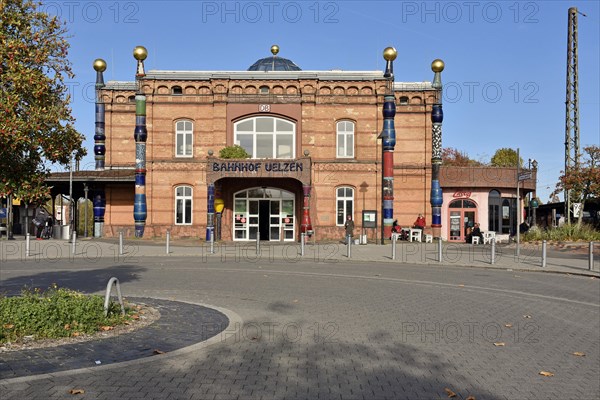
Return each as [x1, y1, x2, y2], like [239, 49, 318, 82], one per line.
[362, 210, 377, 228]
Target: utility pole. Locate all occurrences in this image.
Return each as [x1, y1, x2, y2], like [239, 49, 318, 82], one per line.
[564, 7, 586, 224]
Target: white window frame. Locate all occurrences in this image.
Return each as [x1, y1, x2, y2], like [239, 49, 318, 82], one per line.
[175, 185, 193, 225]
[336, 186, 354, 226]
[234, 116, 296, 159]
[336, 120, 355, 158]
[175, 120, 193, 158]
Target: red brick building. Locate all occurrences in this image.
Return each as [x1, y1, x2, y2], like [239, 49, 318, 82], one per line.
[46, 48, 535, 242]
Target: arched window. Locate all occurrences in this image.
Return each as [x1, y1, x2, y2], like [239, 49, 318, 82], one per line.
[399, 96, 409, 105]
[336, 121, 355, 158]
[172, 86, 183, 95]
[259, 85, 270, 94]
[175, 186, 192, 225]
[336, 187, 354, 225]
[234, 116, 295, 159]
[175, 120, 193, 157]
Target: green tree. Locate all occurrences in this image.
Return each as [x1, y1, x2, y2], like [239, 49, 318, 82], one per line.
[0, 0, 85, 204]
[442, 147, 482, 166]
[553, 145, 600, 226]
[219, 145, 250, 159]
[490, 148, 523, 167]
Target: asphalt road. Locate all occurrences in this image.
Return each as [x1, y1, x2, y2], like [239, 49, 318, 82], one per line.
[1, 257, 599, 400]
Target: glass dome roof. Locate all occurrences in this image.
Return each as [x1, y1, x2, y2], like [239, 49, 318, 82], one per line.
[247, 56, 301, 72]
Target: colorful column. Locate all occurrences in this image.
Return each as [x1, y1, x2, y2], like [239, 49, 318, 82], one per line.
[381, 47, 397, 241]
[430, 59, 445, 239]
[93, 59, 106, 237]
[133, 46, 148, 238]
[301, 184, 313, 237]
[206, 183, 215, 240]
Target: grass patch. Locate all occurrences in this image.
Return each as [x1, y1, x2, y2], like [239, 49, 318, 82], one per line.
[523, 223, 600, 242]
[0, 284, 135, 344]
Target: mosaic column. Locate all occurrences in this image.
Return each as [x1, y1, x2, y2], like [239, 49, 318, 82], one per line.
[206, 183, 215, 241]
[301, 184, 313, 237]
[133, 46, 148, 238]
[93, 59, 106, 237]
[93, 59, 106, 170]
[430, 59, 445, 239]
[381, 47, 397, 241]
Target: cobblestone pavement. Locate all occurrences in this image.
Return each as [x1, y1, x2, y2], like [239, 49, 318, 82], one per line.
[0, 298, 230, 380]
[0, 253, 599, 399]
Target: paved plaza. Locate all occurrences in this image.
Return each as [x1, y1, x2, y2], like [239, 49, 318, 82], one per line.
[0, 238, 599, 399]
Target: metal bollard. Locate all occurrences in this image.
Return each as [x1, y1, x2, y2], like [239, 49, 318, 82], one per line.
[392, 235, 397, 260]
[589, 241, 594, 271]
[301, 233, 305, 256]
[119, 231, 123, 255]
[210, 229, 215, 254]
[26, 233, 31, 257]
[491, 238, 496, 265]
[346, 235, 351, 258]
[256, 232, 260, 255]
[166, 230, 170, 254]
[541, 240, 546, 268]
[72, 232, 77, 255]
[438, 238, 442, 263]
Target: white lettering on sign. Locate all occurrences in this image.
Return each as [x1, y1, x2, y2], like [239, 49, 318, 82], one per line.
[259, 104, 271, 112]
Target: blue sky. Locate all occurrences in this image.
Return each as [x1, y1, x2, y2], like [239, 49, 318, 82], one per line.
[46, 0, 600, 202]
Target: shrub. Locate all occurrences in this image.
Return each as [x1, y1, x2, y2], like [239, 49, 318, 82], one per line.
[219, 145, 250, 159]
[0, 284, 133, 344]
[522, 223, 600, 242]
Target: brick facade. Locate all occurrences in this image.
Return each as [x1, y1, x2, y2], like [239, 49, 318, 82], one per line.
[94, 68, 442, 242]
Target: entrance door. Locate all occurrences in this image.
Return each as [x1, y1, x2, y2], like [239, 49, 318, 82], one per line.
[259, 200, 270, 240]
[233, 188, 295, 241]
[448, 199, 478, 242]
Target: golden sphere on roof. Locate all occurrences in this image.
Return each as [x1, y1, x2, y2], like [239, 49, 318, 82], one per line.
[133, 46, 148, 61]
[383, 47, 397, 61]
[431, 59, 445, 72]
[271, 45, 280, 55]
[93, 59, 107, 72]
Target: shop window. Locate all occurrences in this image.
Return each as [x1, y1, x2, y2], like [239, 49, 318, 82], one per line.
[488, 190, 501, 232]
[336, 121, 355, 158]
[175, 186, 192, 225]
[336, 187, 354, 225]
[234, 116, 295, 159]
[175, 120, 193, 157]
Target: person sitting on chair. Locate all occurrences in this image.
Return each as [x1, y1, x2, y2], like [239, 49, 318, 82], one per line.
[471, 223, 484, 244]
[413, 214, 426, 230]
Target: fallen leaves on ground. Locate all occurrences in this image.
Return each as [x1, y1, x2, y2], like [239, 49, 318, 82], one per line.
[3, 324, 14, 329]
[466, 397, 476, 400]
[493, 342, 506, 347]
[444, 388, 457, 398]
[573, 352, 586, 357]
[69, 389, 85, 395]
[100, 326, 114, 331]
[153, 349, 165, 355]
[504, 323, 513, 328]
[523, 315, 532, 319]
[131, 314, 140, 320]
[539, 371, 554, 377]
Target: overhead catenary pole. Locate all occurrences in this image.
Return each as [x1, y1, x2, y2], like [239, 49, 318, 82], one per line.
[380, 47, 397, 244]
[133, 46, 148, 238]
[430, 59, 445, 240]
[565, 7, 586, 224]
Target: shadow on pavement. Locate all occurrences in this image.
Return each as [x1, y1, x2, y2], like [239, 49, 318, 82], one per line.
[0, 265, 146, 296]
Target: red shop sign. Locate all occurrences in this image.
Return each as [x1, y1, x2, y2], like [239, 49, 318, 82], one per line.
[453, 191, 472, 198]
